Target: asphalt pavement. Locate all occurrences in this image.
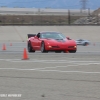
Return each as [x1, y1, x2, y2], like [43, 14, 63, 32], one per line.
[0, 42, 100, 100]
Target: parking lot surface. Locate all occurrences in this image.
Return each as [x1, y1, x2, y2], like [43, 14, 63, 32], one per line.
[0, 42, 100, 100]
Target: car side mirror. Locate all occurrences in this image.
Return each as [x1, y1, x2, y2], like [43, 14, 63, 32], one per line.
[37, 34, 40, 38]
[66, 37, 71, 40]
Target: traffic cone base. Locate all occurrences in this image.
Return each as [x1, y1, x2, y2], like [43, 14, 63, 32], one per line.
[22, 48, 29, 60]
[2, 44, 6, 50]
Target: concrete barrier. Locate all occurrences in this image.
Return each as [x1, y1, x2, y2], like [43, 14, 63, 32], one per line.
[0, 26, 100, 42]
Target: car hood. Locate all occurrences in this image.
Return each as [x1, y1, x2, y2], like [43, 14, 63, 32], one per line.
[43, 38, 76, 45]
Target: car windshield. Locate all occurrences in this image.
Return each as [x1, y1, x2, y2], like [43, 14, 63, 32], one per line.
[41, 32, 66, 40]
[77, 39, 83, 41]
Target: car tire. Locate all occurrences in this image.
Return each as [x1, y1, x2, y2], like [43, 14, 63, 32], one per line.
[28, 42, 35, 53]
[69, 50, 76, 53]
[55, 51, 62, 53]
[83, 42, 87, 46]
[41, 42, 48, 53]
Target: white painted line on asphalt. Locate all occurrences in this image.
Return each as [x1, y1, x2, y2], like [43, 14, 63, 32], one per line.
[10, 60, 68, 63]
[30, 64, 78, 70]
[31, 63, 100, 71]
[36, 70, 100, 74]
[0, 59, 20, 61]
[0, 59, 38, 61]
[0, 58, 100, 74]
[0, 58, 100, 63]
[0, 59, 94, 61]
[0, 59, 100, 67]
[33, 62, 100, 70]
[0, 68, 100, 74]
[8, 60, 100, 64]
[0, 65, 75, 71]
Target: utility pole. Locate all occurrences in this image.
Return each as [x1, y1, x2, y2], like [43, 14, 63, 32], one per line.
[80, 0, 88, 10]
[68, 10, 71, 25]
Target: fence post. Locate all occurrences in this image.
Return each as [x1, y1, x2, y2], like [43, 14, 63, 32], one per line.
[68, 10, 71, 25]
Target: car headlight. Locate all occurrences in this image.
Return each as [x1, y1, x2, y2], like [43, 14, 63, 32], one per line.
[74, 46, 77, 48]
[48, 46, 52, 48]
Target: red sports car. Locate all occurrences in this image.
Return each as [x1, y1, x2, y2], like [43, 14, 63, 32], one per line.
[27, 32, 77, 53]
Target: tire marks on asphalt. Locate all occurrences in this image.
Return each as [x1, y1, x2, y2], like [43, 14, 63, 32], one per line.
[0, 58, 100, 74]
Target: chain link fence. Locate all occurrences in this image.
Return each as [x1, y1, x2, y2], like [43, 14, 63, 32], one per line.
[0, 9, 99, 25]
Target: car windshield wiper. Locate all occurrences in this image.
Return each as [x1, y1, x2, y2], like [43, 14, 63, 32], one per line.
[56, 39, 63, 40]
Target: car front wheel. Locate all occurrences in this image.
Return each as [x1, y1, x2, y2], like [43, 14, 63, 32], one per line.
[41, 42, 48, 53]
[83, 42, 88, 46]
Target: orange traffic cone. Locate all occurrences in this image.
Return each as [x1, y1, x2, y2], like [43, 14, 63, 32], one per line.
[2, 44, 6, 50]
[22, 48, 29, 60]
[86, 44, 88, 46]
[10, 43, 12, 46]
[64, 50, 69, 53]
[93, 43, 95, 46]
[66, 51, 69, 53]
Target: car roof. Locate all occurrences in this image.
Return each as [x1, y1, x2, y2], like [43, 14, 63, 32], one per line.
[39, 31, 61, 34]
[77, 39, 85, 41]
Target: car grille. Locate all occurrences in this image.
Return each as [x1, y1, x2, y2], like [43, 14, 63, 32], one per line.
[68, 46, 75, 48]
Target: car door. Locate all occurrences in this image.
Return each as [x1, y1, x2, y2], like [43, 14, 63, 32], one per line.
[30, 36, 38, 50]
[34, 33, 41, 50]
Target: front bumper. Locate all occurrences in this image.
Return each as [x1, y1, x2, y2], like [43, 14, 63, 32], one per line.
[45, 44, 77, 51]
